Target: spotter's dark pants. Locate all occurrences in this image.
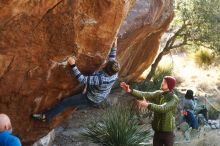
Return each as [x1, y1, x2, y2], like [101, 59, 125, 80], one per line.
[153, 131, 175, 146]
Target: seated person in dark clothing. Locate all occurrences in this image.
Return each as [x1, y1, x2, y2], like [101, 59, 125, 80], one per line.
[182, 89, 198, 129]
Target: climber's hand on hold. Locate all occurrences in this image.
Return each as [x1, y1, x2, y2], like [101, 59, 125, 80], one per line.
[67, 56, 76, 65]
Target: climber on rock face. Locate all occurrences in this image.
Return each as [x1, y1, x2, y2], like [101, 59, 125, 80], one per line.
[0, 114, 22, 146]
[32, 37, 120, 122]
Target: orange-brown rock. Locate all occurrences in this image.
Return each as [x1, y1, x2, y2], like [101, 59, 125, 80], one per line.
[0, 0, 174, 145]
[118, 0, 174, 81]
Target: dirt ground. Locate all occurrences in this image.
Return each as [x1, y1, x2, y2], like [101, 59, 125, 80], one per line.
[52, 89, 220, 146]
[52, 52, 220, 146]
[52, 88, 135, 146]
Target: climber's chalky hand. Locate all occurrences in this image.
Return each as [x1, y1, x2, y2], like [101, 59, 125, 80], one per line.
[67, 56, 76, 65]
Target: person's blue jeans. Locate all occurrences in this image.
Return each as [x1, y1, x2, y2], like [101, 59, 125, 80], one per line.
[44, 93, 95, 120]
[185, 111, 198, 129]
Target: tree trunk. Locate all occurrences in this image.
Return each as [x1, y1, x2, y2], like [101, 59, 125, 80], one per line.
[146, 50, 169, 81]
[146, 24, 187, 81]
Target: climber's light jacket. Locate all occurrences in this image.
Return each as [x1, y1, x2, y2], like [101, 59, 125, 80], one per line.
[131, 90, 179, 132]
[71, 47, 118, 104]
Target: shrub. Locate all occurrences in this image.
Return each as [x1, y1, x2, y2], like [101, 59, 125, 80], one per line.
[131, 80, 156, 92]
[208, 103, 220, 120]
[194, 48, 216, 67]
[152, 64, 173, 89]
[82, 105, 151, 146]
[131, 64, 174, 92]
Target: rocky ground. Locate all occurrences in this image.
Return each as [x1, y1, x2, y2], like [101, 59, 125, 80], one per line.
[51, 52, 220, 146]
[51, 89, 220, 146]
[52, 88, 134, 146]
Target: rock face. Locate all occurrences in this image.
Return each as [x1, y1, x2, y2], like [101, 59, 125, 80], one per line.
[118, 0, 174, 81]
[0, 0, 174, 145]
[32, 130, 55, 146]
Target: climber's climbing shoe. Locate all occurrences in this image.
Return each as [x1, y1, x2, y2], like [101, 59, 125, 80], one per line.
[32, 113, 46, 122]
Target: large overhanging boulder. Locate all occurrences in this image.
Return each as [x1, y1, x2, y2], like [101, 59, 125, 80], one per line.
[118, 0, 174, 81]
[0, 0, 174, 145]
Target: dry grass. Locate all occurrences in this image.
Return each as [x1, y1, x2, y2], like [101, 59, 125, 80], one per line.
[196, 81, 212, 91]
[159, 53, 220, 95]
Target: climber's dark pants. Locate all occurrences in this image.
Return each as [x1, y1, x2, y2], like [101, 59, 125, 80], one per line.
[185, 111, 198, 129]
[44, 93, 95, 120]
[153, 131, 175, 146]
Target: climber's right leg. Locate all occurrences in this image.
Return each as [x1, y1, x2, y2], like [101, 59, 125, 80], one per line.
[32, 93, 90, 121]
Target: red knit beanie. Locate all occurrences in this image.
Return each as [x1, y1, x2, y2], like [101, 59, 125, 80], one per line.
[164, 76, 176, 91]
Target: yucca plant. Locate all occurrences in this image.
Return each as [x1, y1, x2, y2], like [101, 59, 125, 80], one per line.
[82, 105, 151, 146]
[194, 48, 215, 67]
